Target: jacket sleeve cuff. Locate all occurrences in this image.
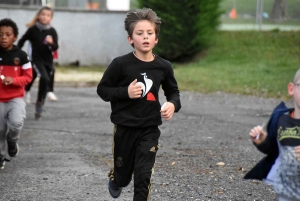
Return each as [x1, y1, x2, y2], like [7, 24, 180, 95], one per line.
[255, 140, 269, 154]
[12, 77, 17, 85]
[48, 43, 58, 51]
[169, 100, 179, 112]
[118, 87, 130, 99]
[12, 77, 20, 86]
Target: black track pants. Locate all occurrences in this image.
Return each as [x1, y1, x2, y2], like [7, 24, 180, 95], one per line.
[25, 62, 53, 103]
[25, 64, 55, 93]
[109, 125, 160, 201]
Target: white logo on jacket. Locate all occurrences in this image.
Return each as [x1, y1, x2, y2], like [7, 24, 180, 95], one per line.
[135, 73, 153, 98]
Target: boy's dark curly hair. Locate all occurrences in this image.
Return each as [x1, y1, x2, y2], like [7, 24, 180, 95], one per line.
[0, 18, 19, 37]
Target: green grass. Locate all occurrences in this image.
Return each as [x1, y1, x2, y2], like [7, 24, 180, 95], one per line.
[174, 31, 300, 99]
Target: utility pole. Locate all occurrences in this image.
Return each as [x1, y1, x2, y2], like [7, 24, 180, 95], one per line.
[256, 0, 264, 31]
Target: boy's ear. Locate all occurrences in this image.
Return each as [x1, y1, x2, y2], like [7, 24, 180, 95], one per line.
[127, 35, 133, 45]
[12, 34, 17, 42]
[288, 82, 294, 96]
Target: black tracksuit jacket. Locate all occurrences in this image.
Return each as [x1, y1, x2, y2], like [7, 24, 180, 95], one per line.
[97, 52, 181, 128]
[17, 25, 58, 64]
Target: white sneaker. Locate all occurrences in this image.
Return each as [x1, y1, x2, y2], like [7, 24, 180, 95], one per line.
[24, 91, 31, 104]
[47, 92, 58, 102]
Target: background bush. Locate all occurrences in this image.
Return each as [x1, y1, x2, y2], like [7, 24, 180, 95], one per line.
[137, 0, 223, 61]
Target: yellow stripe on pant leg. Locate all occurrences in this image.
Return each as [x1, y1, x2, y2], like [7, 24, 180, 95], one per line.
[108, 125, 117, 180]
[147, 142, 160, 201]
[147, 143, 160, 200]
[147, 167, 155, 201]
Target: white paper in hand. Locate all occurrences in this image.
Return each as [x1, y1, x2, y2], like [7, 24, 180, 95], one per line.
[255, 122, 265, 140]
[161, 102, 167, 110]
[0, 75, 4, 80]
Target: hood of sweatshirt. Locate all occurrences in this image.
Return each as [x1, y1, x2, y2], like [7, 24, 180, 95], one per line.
[0, 45, 20, 54]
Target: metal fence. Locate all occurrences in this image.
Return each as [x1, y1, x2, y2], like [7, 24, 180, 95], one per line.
[222, 0, 300, 20]
[220, 0, 300, 31]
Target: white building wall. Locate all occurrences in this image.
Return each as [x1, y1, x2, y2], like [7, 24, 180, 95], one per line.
[0, 6, 133, 66]
[107, 0, 130, 11]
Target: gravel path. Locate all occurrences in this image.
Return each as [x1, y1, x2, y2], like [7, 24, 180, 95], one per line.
[0, 87, 292, 201]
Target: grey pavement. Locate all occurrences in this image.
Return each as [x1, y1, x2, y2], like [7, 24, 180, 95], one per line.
[0, 87, 293, 201]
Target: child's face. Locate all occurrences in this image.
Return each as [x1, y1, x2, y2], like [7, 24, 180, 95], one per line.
[0, 26, 16, 50]
[128, 20, 158, 54]
[288, 80, 300, 109]
[38, 9, 52, 25]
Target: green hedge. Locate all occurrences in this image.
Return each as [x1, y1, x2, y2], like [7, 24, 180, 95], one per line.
[137, 0, 222, 61]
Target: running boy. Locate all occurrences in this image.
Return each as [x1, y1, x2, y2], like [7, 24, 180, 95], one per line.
[0, 18, 32, 169]
[245, 69, 300, 201]
[97, 8, 181, 200]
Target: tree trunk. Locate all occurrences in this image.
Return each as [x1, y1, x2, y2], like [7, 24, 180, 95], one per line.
[270, 0, 288, 22]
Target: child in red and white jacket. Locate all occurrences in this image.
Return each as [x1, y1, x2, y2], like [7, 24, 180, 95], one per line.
[0, 18, 32, 170]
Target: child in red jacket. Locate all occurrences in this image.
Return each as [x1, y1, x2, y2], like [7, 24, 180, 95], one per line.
[0, 18, 32, 169]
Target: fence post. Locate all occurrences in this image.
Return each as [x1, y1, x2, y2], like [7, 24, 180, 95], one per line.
[256, 0, 263, 31]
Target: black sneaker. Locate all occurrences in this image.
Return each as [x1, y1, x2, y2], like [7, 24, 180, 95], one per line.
[0, 159, 5, 170]
[35, 112, 41, 120]
[7, 141, 19, 157]
[108, 179, 122, 198]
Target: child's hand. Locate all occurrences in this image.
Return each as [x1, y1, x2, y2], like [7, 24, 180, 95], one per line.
[295, 146, 300, 162]
[45, 35, 53, 44]
[2, 76, 13, 85]
[160, 102, 175, 121]
[128, 79, 142, 99]
[249, 125, 267, 145]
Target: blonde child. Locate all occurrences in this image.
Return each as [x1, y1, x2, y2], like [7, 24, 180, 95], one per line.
[245, 69, 300, 201]
[18, 6, 58, 120]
